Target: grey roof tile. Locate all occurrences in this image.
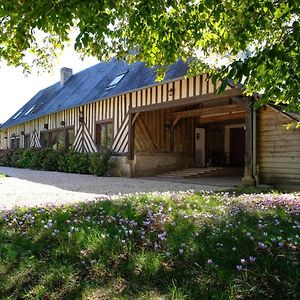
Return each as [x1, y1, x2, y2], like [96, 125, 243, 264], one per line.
[1, 59, 188, 129]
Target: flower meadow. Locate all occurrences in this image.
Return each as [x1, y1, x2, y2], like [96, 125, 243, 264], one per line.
[0, 191, 299, 299]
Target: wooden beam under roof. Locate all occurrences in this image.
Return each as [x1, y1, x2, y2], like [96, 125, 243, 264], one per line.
[171, 104, 245, 128]
[198, 112, 245, 124]
[130, 88, 243, 114]
[171, 104, 245, 120]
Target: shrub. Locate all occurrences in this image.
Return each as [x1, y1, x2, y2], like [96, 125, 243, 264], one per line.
[41, 148, 63, 171]
[90, 150, 116, 176]
[0, 148, 117, 176]
[27, 149, 45, 170]
[0, 149, 14, 166]
[9, 149, 25, 168]
[64, 151, 91, 174]
[18, 149, 34, 168]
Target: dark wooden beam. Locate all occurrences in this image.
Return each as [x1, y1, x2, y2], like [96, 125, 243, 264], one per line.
[242, 97, 255, 185]
[199, 112, 245, 124]
[171, 104, 244, 120]
[130, 88, 243, 114]
[127, 113, 134, 160]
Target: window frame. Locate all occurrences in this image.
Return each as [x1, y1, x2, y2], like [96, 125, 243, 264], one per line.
[40, 126, 75, 150]
[106, 72, 128, 89]
[95, 120, 114, 151]
[24, 134, 30, 149]
[10, 135, 20, 149]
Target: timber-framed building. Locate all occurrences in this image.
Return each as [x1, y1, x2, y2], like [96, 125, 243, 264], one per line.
[0, 59, 299, 189]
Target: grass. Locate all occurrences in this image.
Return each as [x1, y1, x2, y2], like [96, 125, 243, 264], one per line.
[0, 172, 7, 177]
[0, 191, 299, 299]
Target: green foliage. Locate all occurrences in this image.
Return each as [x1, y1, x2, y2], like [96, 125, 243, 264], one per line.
[0, 148, 115, 176]
[89, 150, 116, 176]
[0, 149, 14, 166]
[63, 151, 91, 174]
[0, 1, 299, 110]
[0, 192, 299, 299]
[9, 148, 25, 168]
[27, 149, 46, 170]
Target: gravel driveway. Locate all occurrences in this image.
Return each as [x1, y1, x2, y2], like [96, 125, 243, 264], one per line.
[0, 167, 239, 210]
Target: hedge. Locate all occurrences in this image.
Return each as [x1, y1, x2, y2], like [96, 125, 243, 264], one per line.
[0, 148, 116, 176]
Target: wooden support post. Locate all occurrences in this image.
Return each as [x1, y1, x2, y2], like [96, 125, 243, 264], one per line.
[127, 112, 135, 161]
[242, 97, 255, 186]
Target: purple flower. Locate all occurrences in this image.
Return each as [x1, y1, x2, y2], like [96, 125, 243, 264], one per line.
[236, 265, 243, 271]
[278, 242, 284, 248]
[207, 259, 213, 264]
[258, 242, 267, 249]
[249, 256, 256, 263]
[240, 258, 246, 264]
[179, 248, 184, 255]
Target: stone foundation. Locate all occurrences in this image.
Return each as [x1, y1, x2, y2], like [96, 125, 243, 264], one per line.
[111, 152, 193, 177]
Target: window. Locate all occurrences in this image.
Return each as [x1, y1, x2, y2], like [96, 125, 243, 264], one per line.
[40, 131, 49, 148]
[13, 110, 23, 120]
[96, 122, 113, 150]
[24, 134, 30, 149]
[24, 105, 36, 116]
[106, 72, 127, 89]
[10, 136, 20, 149]
[66, 128, 75, 149]
[49, 130, 65, 150]
[40, 127, 75, 150]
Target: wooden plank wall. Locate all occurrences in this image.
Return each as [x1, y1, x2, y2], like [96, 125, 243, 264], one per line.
[257, 106, 300, 186]
[134, 109, 194, 154]
[0, 74, 224, 152]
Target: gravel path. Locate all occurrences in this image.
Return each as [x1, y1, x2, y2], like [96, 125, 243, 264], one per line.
[0, 167, 238, 210]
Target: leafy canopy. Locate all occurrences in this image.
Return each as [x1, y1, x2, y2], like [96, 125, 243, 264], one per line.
[0, 0, 299, 111]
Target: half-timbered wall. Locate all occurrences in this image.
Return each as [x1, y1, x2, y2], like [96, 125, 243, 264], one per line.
[257, 106, 300, 189]
[0, 74, 227, 153]
[0, 74, 236, 178]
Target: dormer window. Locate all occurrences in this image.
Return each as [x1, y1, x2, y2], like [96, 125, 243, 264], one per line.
[24, 105, 36, 116]
[106, 72, 127, 89]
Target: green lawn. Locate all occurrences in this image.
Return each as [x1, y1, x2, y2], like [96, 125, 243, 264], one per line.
[0, 191, 299, 299]
[0, 172, 7, 178]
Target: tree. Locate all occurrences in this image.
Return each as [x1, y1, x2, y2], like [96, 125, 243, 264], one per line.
[0, 0, 299, 111]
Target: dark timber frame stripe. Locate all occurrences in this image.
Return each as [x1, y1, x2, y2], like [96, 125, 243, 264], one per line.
[112, 113, 129, 153]
[73, 122, 97, 153]
[29, 129, 41, 148]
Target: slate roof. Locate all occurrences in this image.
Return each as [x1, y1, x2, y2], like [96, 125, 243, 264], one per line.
[1, 59, 188, 129]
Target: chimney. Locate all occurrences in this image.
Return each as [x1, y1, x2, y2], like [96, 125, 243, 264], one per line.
[60, 67, 73, 85]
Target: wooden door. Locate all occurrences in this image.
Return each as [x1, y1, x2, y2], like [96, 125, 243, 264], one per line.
[230, 127, 245, 166]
